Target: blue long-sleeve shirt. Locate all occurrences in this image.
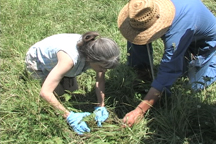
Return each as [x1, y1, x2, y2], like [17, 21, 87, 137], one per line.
[151, 0, 216, 92]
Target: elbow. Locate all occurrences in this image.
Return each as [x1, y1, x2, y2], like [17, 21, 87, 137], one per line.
[40, 89, 46, 99]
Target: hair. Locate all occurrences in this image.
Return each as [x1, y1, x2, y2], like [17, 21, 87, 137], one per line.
[77, 31, 120, 69]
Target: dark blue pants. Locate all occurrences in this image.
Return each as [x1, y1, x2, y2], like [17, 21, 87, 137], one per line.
[127, 41, 216, 91]
[127, 41, 153, 69]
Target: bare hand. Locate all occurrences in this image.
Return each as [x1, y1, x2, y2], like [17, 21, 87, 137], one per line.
[122, 108, 144, 127]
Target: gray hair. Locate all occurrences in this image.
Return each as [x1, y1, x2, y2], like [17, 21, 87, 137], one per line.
[77, 31, 120, 69]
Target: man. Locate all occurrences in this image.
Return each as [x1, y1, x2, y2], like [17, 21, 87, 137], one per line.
[117, 0, 216, 127]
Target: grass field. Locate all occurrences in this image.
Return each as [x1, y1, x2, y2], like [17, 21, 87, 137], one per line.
[1, 0, 216, 143]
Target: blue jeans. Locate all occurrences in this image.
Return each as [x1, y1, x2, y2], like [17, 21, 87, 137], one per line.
[188, 51, 216, 90]
[127, 41, 216, 91]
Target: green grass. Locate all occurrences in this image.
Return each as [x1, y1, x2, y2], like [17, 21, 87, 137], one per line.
[1, 0, 216, 143]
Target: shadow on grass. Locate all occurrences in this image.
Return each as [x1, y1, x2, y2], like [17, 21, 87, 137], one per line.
[140, 81, 216, 143]
[63, 63, 216, 143]
[19, 63, 216, 143]
[62, 63, 152, 117]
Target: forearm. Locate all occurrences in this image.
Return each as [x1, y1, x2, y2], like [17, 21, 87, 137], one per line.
[95, 82, 105, 107]
[123, 87, 161, 127]
[95, 72, 106, 107]
[135, 87, 161, 114]
[40, 92, 70, 118]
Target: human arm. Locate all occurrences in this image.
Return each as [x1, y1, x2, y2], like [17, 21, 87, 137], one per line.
[40, 51, 74, 118]
[95, 71, 106, 107]
[40, 51, 91, 134]
[94, 71, 109, 126]
[123, 87, 160, 127]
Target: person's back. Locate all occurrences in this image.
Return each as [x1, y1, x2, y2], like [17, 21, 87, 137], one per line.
[169, 0, 216, 42]
[26, 34, 86, 77]
[159, 0, 216, 90]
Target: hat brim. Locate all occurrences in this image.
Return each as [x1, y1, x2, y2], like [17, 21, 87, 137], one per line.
[117, 0, 175, 45]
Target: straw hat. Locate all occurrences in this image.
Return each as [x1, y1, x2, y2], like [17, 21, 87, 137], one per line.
[117, 0, 175, 45]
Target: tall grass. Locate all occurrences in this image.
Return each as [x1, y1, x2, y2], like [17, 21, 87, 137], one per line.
[1, 0, 216, 143]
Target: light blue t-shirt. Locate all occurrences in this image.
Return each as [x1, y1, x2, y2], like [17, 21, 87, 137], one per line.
[27, 33, 88, 77]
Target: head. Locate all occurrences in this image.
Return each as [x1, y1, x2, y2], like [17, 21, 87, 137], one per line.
[77, 31, 120, 71]
[117, 0, 175, 45]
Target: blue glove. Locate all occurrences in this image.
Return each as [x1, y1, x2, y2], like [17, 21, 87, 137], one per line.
[94, 107, 109, 127]
[66, 111, 91, 135]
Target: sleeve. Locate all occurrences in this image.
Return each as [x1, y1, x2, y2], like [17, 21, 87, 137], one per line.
[151, 29, 194, 93]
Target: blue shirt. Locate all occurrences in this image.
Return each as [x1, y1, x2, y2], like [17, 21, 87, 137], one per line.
[151, 0, 216, 92]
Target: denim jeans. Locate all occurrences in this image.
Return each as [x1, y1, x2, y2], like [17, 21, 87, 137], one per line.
[127, 41, 216, 91]
[188, 51, 216, 90]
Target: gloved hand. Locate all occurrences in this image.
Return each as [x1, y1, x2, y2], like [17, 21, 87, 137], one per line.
[94, 107, 109, 127]
[66, 111, 91, 135]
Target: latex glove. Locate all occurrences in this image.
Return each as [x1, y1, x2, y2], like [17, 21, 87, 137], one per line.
[67, 111, 91, 135]
[94, 107, 109, 127]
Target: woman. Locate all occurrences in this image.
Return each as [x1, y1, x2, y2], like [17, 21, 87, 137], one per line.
[25, 31, 120, 135]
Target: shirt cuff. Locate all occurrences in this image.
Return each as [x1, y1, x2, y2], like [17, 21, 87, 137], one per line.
[151, 79, 171, 94]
